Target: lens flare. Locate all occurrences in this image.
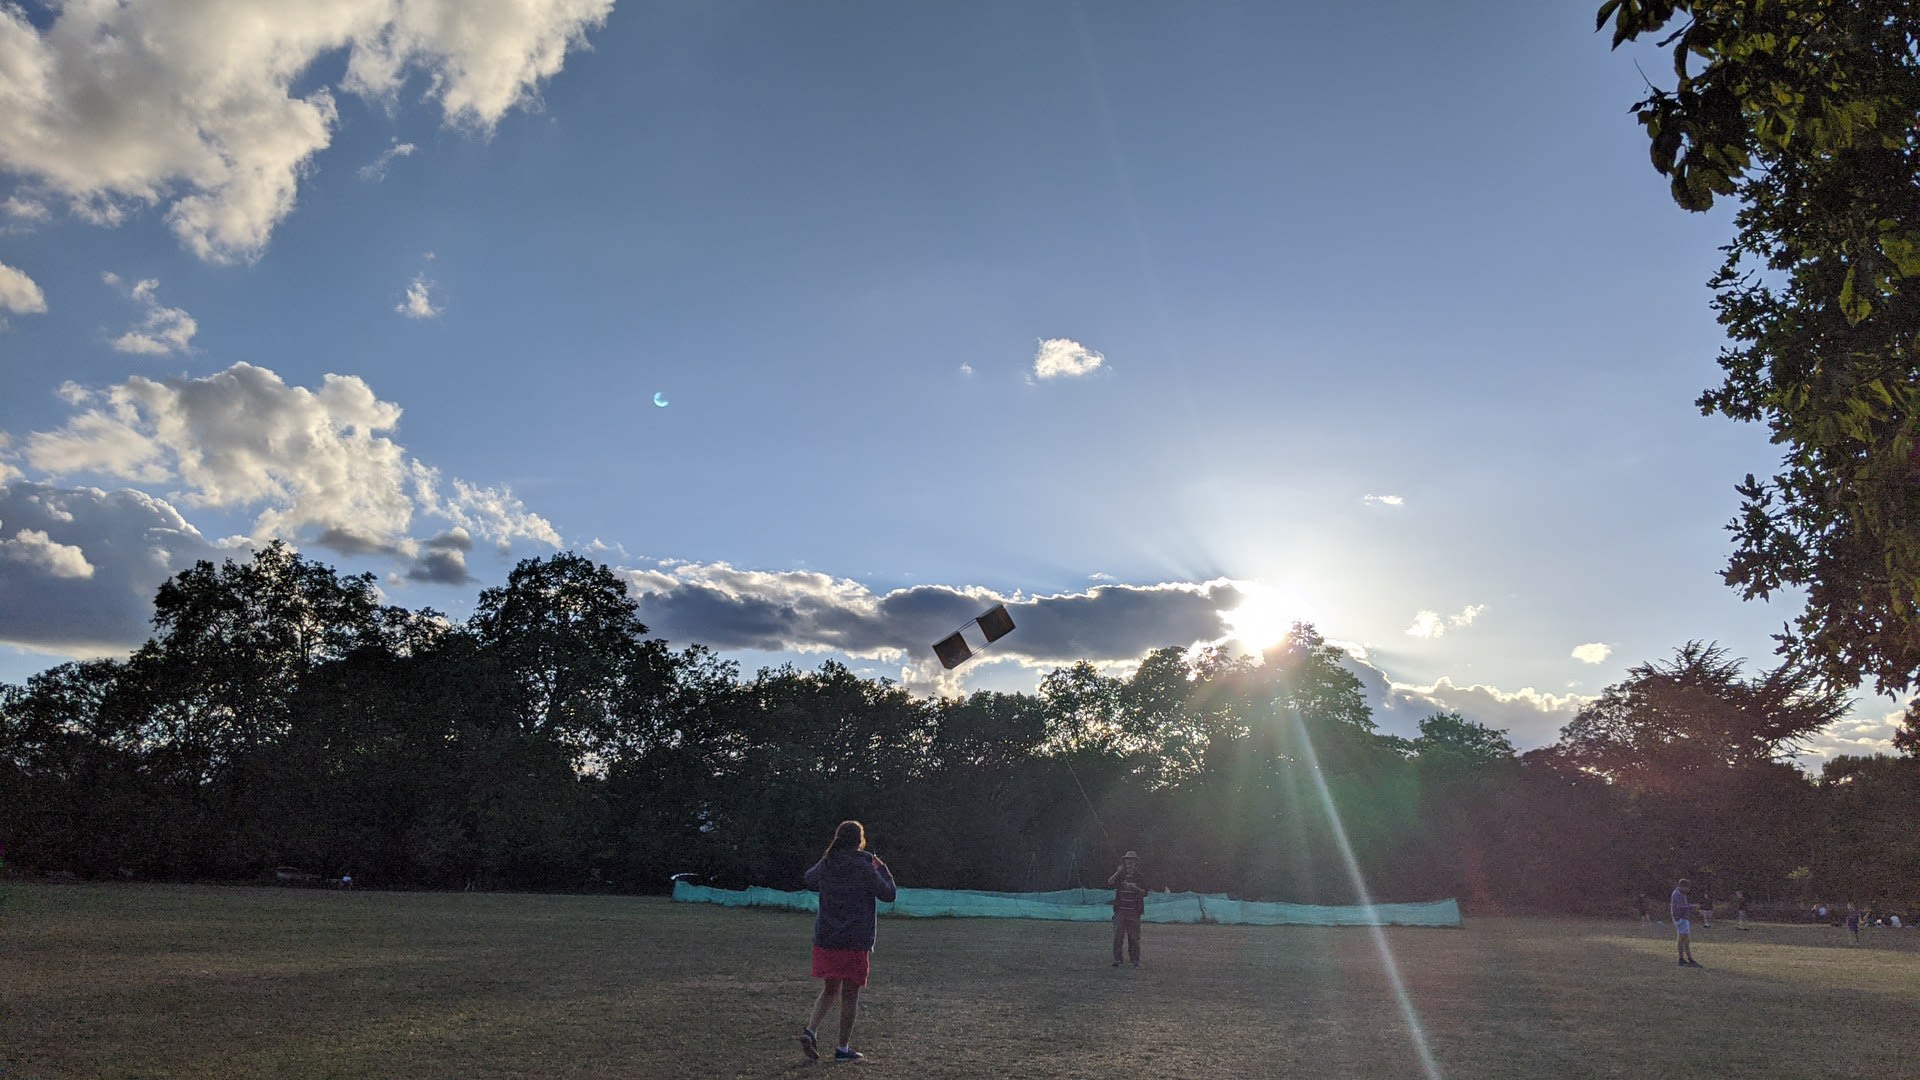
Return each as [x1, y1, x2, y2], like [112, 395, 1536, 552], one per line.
[1285, 704, 1444, 1080]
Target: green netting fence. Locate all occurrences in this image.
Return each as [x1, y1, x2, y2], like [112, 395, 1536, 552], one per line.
[672, 881, 1461, 927]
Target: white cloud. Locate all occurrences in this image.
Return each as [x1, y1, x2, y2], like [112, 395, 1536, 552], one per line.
[0, 0, 614, 262]
[106, 276, 196, 354]
[20, 363, 561, 558]
[1363, 494, 1404, 506]
[1032, 338, 1105, 380]
[0, 526, 93, 579]
[1405, 604, 1483, 639]
[418, 471, 563, 548]
[1571, 642, 1612, 664]
[396, 275, 440, 319]
[0, 260, 46, 315]
[0, 481, 233, 655]
[1794, 700, 1909, 763]
[2, 195, 49, 222]
[1406, 611, 1444, 638]
[358, 140, 417, 181]
[958, 362, 974, 376]
[1338, 650, 1592, 748]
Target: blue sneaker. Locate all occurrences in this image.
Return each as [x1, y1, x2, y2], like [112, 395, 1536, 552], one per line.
[798, 1028, 819, 1061]
[835, 1047, 864, 1061]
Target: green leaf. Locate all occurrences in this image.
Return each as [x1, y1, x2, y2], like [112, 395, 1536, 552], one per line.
[1595, 0, 1623, 34]
[1838, 264, 1872, 324]
[1879, 233, 1920, 278]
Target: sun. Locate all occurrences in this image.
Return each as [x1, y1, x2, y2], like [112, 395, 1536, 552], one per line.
[1221, 580, 1316, 655]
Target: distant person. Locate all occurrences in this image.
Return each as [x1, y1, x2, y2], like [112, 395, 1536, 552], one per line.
[1815, 901, 1830, 923]
[1637, 893, 1652, 922]
[1734, 889, 1749, 930]
[1108, 850, 1148, 967]
[1698, 884, 1714, 929]
[797, 820, 897, 1063]
[1671, 878, 1702, 968]
[1845, 902, 1862, 945]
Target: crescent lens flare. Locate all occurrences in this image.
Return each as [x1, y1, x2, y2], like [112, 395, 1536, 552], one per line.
[652, 392, 670, 407]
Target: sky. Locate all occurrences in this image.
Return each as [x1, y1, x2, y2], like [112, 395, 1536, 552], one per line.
[0, 0, 1905, 761]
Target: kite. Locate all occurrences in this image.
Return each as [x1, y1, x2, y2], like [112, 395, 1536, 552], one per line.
[932, 602, 1016, 669]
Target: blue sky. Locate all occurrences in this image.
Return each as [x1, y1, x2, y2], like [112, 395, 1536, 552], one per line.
[0, 0, 1902, 758]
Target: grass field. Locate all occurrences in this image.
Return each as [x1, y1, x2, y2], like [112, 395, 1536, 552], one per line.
[3, 883, 1916, 1079]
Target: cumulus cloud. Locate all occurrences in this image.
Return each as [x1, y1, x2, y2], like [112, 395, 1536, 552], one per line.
[358, 140, 417, 181]
[0, 527, 94, 579]
[19, 363, 560, 558]
[1405, 611, 1444, 638]
[1363, 494, 1404, 506]
[0, 0, 614, 262]
[2, 195, 50, 222]
[1571, 642, 1612, 664]
[1031, 338, 1104, 380]
[958, 362, 974, 376]
[396, 275, 440, 319]
[0, 259, 46, 316]
[0, 481, 232, 654]
[1405, 604, 1485, 639]
[105, 275, 196, 354]
[411, 467, 562, 549]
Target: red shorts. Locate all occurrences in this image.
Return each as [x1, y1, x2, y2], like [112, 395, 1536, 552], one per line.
[811, 946, 871, 986]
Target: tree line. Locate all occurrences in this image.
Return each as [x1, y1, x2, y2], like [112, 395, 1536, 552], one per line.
[2, 545, 1916, 914]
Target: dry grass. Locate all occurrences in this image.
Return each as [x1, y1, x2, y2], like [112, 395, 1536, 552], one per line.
[3, 883, 1917, 1078]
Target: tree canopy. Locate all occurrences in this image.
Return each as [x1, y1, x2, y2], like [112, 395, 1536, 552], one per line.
[1600, 0, 1920, 697]
[1, 546, 1913, 914]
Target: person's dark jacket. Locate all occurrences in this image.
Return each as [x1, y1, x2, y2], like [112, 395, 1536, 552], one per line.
[804, 848, 898, 951]
[1108, 867, 1147, 918]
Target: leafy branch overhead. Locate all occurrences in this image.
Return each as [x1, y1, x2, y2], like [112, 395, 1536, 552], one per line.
[1601, 0, 1920, 695]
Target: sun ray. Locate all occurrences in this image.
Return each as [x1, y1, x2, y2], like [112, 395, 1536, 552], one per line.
[1284, 703, 1444, 1080]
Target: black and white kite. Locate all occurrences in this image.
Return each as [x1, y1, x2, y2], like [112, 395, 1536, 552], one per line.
[932, 603, 1016, 669]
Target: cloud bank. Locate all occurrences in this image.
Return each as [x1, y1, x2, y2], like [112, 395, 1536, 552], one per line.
[618, 562, 1243, 669]
[0, 481, 233, 654]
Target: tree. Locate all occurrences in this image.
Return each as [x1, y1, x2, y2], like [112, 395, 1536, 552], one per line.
[1893, 697, 1920, 756]
[1600, 1, 1920, 695]
[1556, 642, 1850, 792]
[471, 552, 654, 760]
[138, 541, 386, 772]
[1813, 753, 1920, 904]
[1411, 711, 1517, 767]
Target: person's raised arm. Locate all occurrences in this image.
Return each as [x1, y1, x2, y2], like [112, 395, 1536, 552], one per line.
[1107, 866, 1123, 887]
[870, 855, 897, 902]
[804, 858, 825, 890]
